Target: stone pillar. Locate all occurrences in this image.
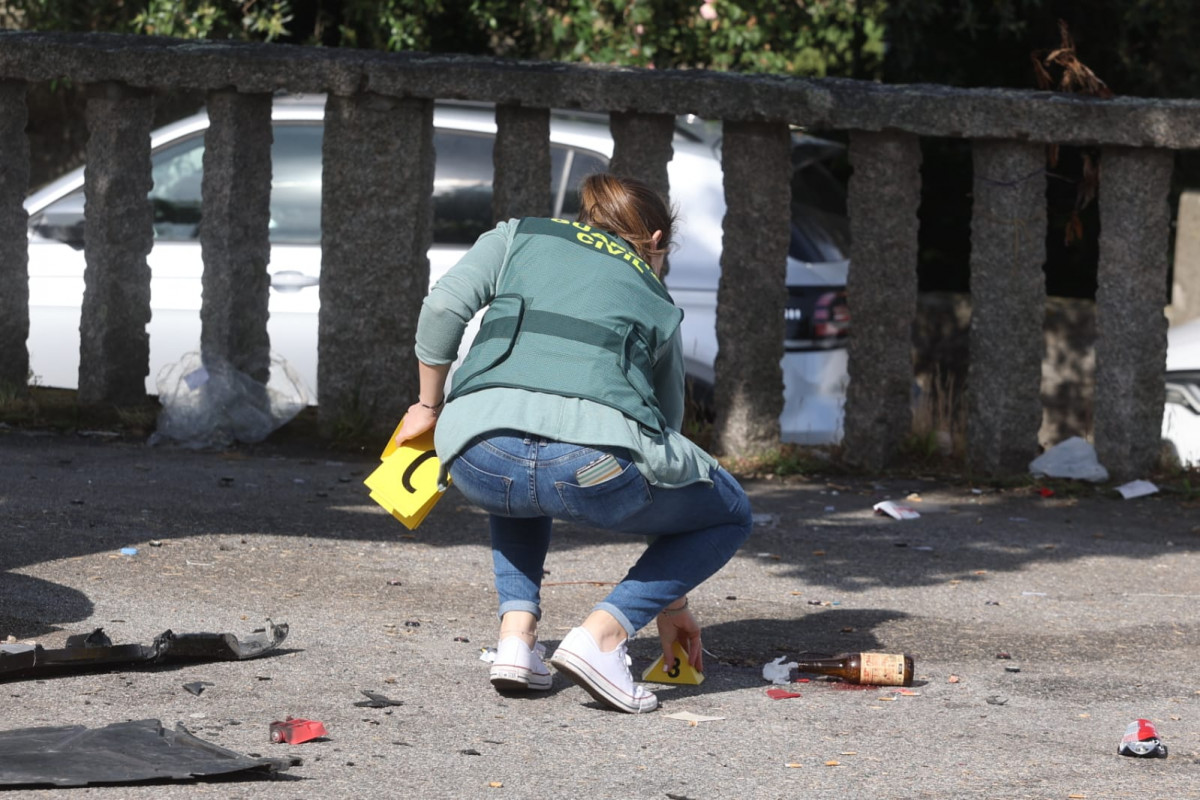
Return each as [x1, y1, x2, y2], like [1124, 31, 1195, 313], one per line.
[1093, 146, 1174, 480]
[609, 112, 676, 277]
[966, 140, 1047, 476]
[492, 104, 550, 222]
[841, 131, 922, 470]
[0, 80, 30, 391]
[712, 121, 790, 456]
[318, 93, 434, 437]
[199, 90, 273, 384]
[78, 82, 154, 407]
[608, 112, 674, 204]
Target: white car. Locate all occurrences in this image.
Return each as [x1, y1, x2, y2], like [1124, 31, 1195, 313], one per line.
[1164, 317, 1200, 467]
[24, 94, 852, 443]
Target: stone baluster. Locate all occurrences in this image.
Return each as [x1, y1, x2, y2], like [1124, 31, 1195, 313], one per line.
[1094, 146, 1174, 479]
[966, 140, 1047, 475]
[713, 121, 791, 455]
[0, 80, 30, 390]
[842, 131, 922, 470]
[492, 104, 550, 222]
[608, 111, 674, 205]
[199, 90, 273, 385]
[609, 112, 676, 278]
[318, 93, 434, 436]
[78, 82, 155, 406]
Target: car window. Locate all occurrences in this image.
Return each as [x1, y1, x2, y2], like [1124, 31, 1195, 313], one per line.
[149, 135, 205, 240]
[28, 138, 212, 245]
[789, 158, 850, 263]
[149, 124, 325, 244]
[33, 121, 611, 247]
[269, 124, 323, 243]
[432, 133, 609, 243]
[432, 130, 494, 245]
[556, 149, 608, 218]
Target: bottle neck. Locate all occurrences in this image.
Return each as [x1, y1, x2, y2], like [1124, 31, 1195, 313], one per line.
[792, 656, 848, 669]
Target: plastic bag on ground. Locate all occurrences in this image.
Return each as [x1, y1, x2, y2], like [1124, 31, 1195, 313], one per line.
[150, 352, 310, 449]
[1028, 436, 1109, 483]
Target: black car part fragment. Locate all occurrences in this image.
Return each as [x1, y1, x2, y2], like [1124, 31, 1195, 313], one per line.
[0, 621, 289, 681]
[0, 719, 298, 787]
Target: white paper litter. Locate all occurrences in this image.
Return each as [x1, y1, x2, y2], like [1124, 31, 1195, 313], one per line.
[664, 711, 725, 723]
[1115, 479, 1159, 499]
[873, 501, 921, 520]
[762, 655, 798, 685]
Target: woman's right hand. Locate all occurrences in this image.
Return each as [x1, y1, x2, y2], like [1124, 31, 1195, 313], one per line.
[393, 402, 440, 446]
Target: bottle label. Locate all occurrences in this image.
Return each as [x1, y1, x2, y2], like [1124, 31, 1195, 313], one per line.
[860, 653, 907, 685]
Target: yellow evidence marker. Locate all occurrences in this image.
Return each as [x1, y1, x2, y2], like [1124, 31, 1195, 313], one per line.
[363, 418, 450, 530]
[641, 641, 705, 685]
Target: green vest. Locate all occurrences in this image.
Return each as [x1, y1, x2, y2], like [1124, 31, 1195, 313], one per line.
[448, 217, 684, 433]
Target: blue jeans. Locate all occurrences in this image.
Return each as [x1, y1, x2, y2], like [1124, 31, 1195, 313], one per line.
[448, 431, 753, 637]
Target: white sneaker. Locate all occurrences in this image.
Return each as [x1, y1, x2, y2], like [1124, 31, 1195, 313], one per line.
[489, 636, 553, 692]
[549, 627, 658, 713]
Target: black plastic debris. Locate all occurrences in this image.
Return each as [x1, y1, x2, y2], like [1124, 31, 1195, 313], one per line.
[183, 681, 214, 696]
[0, 622, 289, 681]
[0, 719, 298, 787]
[354, 690, 404, 708]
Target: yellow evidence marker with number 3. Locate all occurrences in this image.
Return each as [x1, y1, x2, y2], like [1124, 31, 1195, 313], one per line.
[363, 418, 450, 530]
[641, 641, 705, 685]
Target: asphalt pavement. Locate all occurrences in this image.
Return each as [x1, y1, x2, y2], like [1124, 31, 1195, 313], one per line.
[1, 428, 1198, 799]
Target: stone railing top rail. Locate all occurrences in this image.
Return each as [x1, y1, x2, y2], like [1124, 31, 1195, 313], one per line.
[2, 30, 1200, 149]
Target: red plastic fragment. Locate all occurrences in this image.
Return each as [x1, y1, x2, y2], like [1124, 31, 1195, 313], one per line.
[1038, 487, 1055, 497]
[269, 716, 327, 744]
[766, 688, 802, 700]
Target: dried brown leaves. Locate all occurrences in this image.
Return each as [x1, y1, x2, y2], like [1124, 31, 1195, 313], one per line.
[1031, 20, 1110, 244]
[1031, 19, 1114, 99]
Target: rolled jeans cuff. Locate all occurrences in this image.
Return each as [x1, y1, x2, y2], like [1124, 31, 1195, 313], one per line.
[594, 601, 636, 639]
[497, 600, 541, 621]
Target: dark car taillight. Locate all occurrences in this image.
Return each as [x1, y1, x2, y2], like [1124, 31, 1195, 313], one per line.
[784, 287, 850, 351]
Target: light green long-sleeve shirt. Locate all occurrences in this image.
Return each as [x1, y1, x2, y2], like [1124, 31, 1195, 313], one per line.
[415, 220, 717, 488]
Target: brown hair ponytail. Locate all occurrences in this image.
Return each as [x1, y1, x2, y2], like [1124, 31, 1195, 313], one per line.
[576, 173, 676, 266]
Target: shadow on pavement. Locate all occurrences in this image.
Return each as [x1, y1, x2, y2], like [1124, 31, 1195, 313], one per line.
[0, 573, 93, 639]
[2, 433, 1198, 614]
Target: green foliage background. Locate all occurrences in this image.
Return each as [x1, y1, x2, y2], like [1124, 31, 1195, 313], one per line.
[8, 1, 1199, 96]
[4, 1, 887, 78]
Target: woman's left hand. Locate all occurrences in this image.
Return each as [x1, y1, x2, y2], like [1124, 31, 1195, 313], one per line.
[394, 402, 439, 446]
[656, 607, 703, 674]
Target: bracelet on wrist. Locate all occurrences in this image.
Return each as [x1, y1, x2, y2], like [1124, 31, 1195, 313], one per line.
[658, 597, 689, 617]
[418, 398, 445, 414]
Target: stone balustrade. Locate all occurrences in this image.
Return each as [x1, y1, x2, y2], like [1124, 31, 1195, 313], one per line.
[0, 32, 1188, 477]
